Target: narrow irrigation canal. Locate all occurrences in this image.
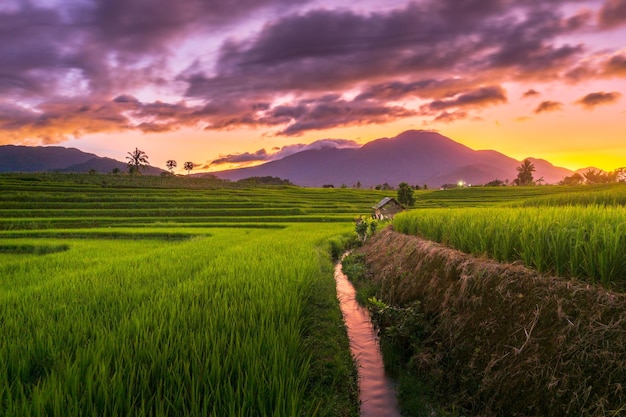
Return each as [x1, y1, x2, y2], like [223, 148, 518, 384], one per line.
[334, 259, 402, 417]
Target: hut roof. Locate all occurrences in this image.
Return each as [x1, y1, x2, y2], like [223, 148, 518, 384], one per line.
[372, 197, 401, 209]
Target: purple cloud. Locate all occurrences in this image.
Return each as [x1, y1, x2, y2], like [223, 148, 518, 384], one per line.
[271, 97, 418, 136]
[534, 101, 564, 114]
[183, 2, 588, 101]
[210, 138, 360, 166]
[605, 53, 626, 76]
[427, 86, 507, 111]
[522, 89, 541, 98]
[575, 91, 622, 109]
[355, 79, 473, 102]
[433, 111, 469, 124]
[1, 0, 625, 144]
[211, 149, 270, 165]
[599, 0, 626, 28]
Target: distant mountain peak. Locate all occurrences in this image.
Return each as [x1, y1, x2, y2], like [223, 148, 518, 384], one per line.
[0, 131, 574, 185]
[0, 145, 165, 174]
[212, 130, 573, 187]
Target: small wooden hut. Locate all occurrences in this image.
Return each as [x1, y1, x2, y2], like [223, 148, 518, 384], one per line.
[372, 197, 404, 220]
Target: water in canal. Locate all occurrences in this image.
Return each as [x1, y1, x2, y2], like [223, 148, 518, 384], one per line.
[334, 261, 402, 417]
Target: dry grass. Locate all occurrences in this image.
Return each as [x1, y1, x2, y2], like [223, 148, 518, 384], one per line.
[358, 227, 626, 416]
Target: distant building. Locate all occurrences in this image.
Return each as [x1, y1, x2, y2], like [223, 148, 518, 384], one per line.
[372, 197, 404, 220]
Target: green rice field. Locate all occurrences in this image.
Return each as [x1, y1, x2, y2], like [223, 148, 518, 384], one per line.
[1, 173, 395, 416]
[395, 183, 626, 291]
[2, 173, 626, 416]
[1, 228, 345, 416]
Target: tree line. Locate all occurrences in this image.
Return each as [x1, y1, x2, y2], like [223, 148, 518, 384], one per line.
[126, 148, 195, 175]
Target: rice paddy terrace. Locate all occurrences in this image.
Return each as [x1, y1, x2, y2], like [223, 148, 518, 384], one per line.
[0, 173, 394, 417]
[2, 172, 626, 416]
[0, 174, 391, 233]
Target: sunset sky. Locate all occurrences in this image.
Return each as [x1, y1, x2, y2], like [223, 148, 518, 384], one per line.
[1, 0, 625, 174]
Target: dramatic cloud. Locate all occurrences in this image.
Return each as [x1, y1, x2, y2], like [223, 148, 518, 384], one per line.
[2, 0, 626, 144]
[0, 99, 130, 144]
[0, 96, 209, 144]
[210, 138, 360, 166]
[575, 91, 622, 109]
[354, 78, 475, 102]
[0, 0, 307, 100]
[267, 97, 419, 136]
[599, 0, 626, 28]
[184, 3, 588, 101]
[427, 86, 507, 111]
[534, 101, 564, 114]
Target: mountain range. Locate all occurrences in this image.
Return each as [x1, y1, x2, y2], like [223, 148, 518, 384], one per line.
[0, 145, 165, 175]
[211, 130, 574, 187]
[0, 131, 575, 186]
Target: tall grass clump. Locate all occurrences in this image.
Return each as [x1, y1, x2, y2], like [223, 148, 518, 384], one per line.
[394, 206, 626, 290]
[515, 183, 626, 207]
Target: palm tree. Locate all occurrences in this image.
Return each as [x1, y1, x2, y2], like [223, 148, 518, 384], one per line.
[126, 148, 149, 174]
[514, 159, 535, 186]
[183, 161, 194, 175]
[166, 159, 177, 174]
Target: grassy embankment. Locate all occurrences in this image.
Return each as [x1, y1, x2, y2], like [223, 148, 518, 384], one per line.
[344, 183, 626, 416]
[395, 183, 626, 291]
[0, 173, 393, 417]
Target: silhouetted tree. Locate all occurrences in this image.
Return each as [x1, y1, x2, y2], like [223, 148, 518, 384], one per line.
[166, 160, 177, 174]
[583, 168, 615, 184]
[560, 172, 584, 185]
[184, 161, 194, 175]
[126, 148, 149, 174]
[375, 182, 393, 190]
[514, 159, 535, 185]
[397, 182, 415, 207]
[485, 179, 505, 186]
[236, 176, 293, 186]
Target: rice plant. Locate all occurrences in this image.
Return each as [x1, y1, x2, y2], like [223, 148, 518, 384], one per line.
[0, 225, 354, 416]
[394, 206, 626, 290]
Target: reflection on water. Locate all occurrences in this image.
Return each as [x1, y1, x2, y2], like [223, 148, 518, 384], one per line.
[334, 262, 402, 417]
